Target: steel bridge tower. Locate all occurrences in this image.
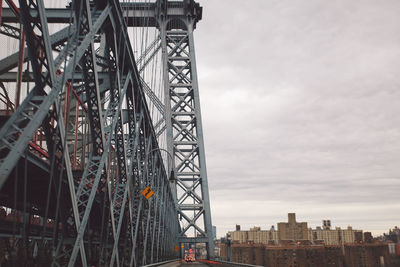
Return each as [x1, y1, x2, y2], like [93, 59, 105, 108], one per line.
[0, 0, 213, 265]
[157, 0, 214, 257]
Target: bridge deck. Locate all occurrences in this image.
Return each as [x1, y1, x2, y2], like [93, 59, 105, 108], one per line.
[160, 262, 211, 267]
[159, 260, 232, 267]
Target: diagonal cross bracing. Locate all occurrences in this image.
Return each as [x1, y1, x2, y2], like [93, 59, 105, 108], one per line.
[157, 1, 214, 257]
[0, 0, 181, 266]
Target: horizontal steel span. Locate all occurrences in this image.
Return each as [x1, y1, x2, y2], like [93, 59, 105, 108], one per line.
[1, 1, 202, 27]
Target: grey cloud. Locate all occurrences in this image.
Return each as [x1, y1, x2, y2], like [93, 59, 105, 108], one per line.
[194, 0, 400, 237]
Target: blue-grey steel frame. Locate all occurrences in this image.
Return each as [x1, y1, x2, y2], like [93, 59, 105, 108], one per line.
[0, 0, 180, 266]
[157, 0, 214, 258]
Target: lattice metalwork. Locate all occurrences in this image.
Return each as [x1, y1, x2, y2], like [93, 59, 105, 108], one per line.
[157, 0, 214, 257]
[0, 0, 180, 266]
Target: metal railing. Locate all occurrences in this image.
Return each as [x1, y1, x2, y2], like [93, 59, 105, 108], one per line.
[200, 259, 263, 267]
[141, 259, 180, 267]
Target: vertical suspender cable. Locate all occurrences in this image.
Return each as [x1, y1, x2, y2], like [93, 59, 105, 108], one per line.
[22, 152, 28, 254]
[12, 158, 18, 262]
[0, 0, 3, 26]
[15, 24, 25, 108]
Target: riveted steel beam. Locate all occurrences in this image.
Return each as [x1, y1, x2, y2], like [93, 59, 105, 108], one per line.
[1, 1, 202, 27]
[158, 0, 213, 258]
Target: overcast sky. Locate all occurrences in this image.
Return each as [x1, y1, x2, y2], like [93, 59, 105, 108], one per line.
[193, 0, 400, 237]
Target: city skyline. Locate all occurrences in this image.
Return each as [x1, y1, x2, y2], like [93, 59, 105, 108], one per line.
[220, 213, 389, 238]
[194, 0, 400, 237]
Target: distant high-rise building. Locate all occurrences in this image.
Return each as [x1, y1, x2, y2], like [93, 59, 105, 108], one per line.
[228, 214, 363, 247]
[277, 213, 308, 241]
[312, 226, 363, 245]
[323, 220, 331, 230]
[236, 224, 241, 231]
[231, 227, 279, 244]
[364, 232, 373, 243]
[213, 226, 217, 239]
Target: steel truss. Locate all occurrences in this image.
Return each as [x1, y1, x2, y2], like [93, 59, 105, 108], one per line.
[113, 0, 213, 257]
[0, 0, 180, 266]
[156, 0, 214, 257]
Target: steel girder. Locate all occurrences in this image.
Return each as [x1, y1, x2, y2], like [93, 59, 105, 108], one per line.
[0, 0, 180, 266]
[1, 2, 202, 27]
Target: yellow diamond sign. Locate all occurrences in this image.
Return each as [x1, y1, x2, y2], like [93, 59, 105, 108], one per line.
[141, 186, 154, 199]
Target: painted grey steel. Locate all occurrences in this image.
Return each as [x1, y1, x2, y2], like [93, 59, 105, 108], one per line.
[137, 35, 161, 69]
[0, 1, 109, 183]
[0, 72, 110, 82]
[2, 2, 188, 27]
[141, 78, 165, 115]
[0, 25, 74, 75]
[0, 0, 181, 266]
[0, 0, 212, 264]
[67, 2, 109, 265]
[0, 23, 20, 39]
[138, 44, 162, 74]
[156, 0, 214, 258]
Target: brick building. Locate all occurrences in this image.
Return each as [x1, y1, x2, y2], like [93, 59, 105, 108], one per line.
[344, 243, 391, 267]
[222, 242, 391, 267]
[220, 214, 394, 266]
[230, 214, 364, 246]
[325, 245, 344, 267]
[265, 245, 330, 267]
[231, 225, 279, 244]
[230, 243, 343, 267]
[311, 226, 363, 245]
[277, 213, 308, 241]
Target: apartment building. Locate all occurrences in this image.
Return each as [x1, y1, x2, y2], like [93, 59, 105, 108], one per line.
[229, 213, 363, 246]
[277, 213, 308, 240]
